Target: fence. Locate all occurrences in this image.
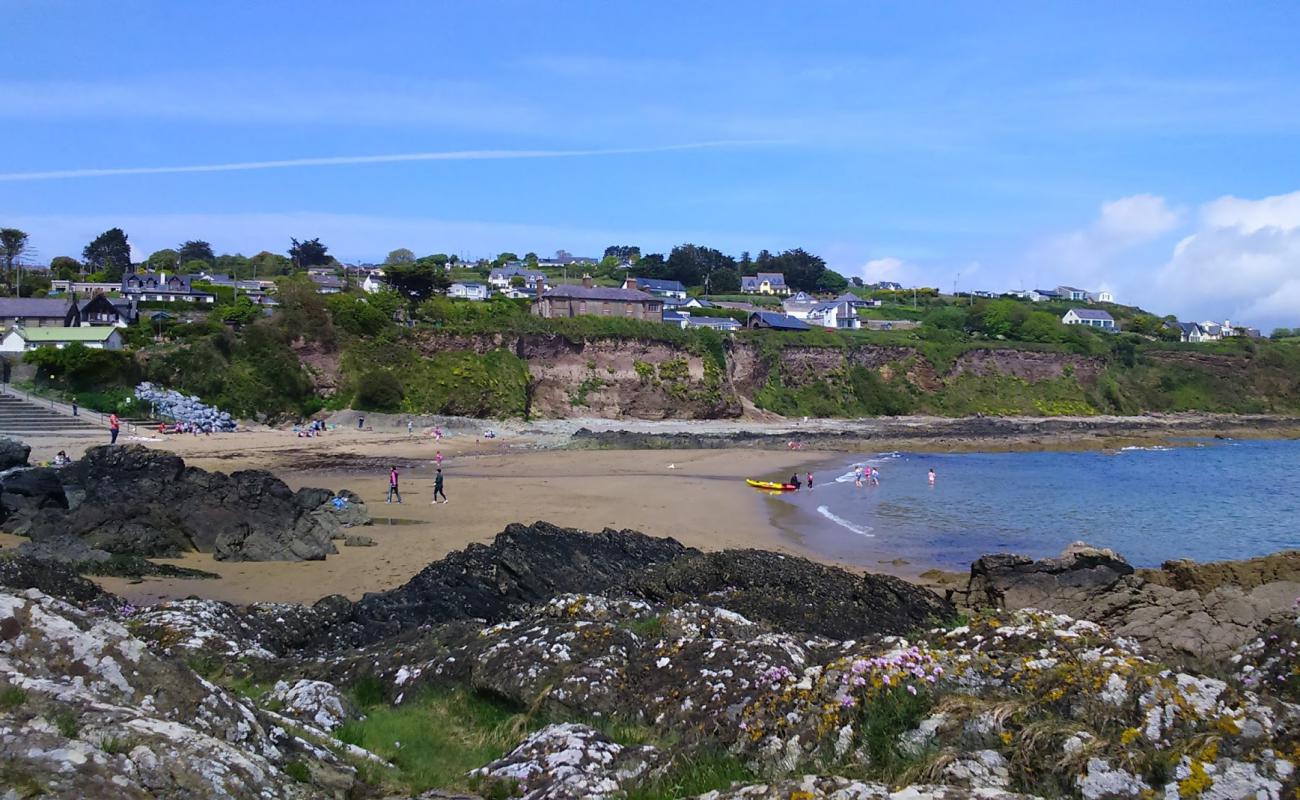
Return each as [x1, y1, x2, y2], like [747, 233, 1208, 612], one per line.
[0, 383, 141, 434]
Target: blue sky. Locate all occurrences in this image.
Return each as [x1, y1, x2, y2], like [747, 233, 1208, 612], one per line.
[4, 1, 1300, 326]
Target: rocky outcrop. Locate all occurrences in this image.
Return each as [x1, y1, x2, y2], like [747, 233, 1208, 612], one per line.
[2, 445, 369, 563]
[0, 436, 30, 471]
[631, 548, 952, 639]
[0, 588, 359, 798]
[0, 555, 119, 607]
[956, 542, 1300, 658]
[470, 723, 660, 800]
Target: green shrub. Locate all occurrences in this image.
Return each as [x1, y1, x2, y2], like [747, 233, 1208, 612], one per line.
[354, 370, 405, 412]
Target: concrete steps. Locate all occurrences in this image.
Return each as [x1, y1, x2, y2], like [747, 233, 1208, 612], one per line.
[0, 393, 101, 434]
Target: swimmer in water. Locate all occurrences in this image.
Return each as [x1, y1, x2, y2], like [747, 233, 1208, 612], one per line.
[928, 468, 936, 486]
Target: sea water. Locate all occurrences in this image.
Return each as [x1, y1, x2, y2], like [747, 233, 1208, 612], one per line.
[767, 439, 1300, 570]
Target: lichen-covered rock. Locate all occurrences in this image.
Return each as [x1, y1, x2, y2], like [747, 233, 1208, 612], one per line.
[470, 723, 660, 800]
[266, 679, 352, 731]
[687, 775, 1043, 798]
[958, 542, 1300, 659]
[0, 589, 356, 798]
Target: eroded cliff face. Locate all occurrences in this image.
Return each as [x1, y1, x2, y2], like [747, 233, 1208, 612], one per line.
[331, 334, 1114, 419]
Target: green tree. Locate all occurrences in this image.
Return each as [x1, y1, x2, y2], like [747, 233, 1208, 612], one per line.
[0, 227, 30, 290]
[759, 248, 826, 292]
[275, 275, 336, 348]
[666, 244, 735, 288]
[1271, 328, 1294, 340]
[82, 228, 132, 281]
[524, 252, 539, 268]
[145, 249, 180, 272]
[492, 251, 519, 268]
[219, 296, 262, 326]
[176, 240, 215, 265]
[288, 237, 330, 269]
[178, 259, 209, 274]
[709, 267, 741, 294]
[355, 370, 404, 411]
[385, 262, 450, 306]
[214, 253, 252, 278]
[385, 248, 415, 265]
[817, 269, 849, 293]
[1021, 311, 1066, 343]
[250, 251, 293, 277]
[923, 306, 968, 332]
[976, 299, 1025, 338]
[49, 256, 81, 281]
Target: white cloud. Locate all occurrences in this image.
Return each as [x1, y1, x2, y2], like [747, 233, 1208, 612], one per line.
[1157, 189, 1300, 329]
[1042, 194, 1183, 273]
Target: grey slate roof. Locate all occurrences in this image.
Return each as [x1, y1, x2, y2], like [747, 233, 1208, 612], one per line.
[543, 284, 659, 302]
[750, 311, 811, 330]
[633, 278, 687, 293]
[1069, 309, 1115, 321]
[0, 298, 71, 318]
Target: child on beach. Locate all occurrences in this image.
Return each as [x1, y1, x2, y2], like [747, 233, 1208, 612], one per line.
[386, 466, 402, 504]
[806, 472, 814, 490]
[870, 467, 880, 486]
[854, 465, 863, 488]
[435, 450, 443, 467]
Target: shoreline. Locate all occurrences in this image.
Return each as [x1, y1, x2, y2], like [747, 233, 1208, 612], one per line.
[5, 413, 1297, 607]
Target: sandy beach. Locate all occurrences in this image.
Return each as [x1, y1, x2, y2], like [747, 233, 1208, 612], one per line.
[12, 425, 830, 605]
[13, 412, 1294, 607]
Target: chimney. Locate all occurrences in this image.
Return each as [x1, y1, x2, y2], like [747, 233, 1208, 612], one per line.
[534, 276, 546, 297]
[582, 274, 594, 289]
[626, 276, 638, 291]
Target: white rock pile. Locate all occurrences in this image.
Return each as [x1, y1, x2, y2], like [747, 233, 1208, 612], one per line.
[134, 382, 236, 432]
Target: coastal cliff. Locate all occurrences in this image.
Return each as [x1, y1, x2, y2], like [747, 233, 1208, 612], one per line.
[303, 331, 1300, 422]
[3, 523, 1297, 799]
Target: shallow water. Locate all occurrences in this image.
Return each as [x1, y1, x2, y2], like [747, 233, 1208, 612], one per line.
[765, 439, 1300, 570]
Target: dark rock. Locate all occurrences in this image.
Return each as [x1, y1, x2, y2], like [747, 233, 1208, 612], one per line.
[631, 549, 954, 639]
[344, 534, 376, 547]
[0, 436, 30, 470]
[349, 521, 691, 643]
[0, 555, 119, 606]
[16, 534, 112, 565]
[6, 445, 364, 563]
[961, 542, 1134, 611]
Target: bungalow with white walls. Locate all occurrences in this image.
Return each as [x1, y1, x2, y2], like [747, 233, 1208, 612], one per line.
[1057, 286, 1090, 302]
[488, 266, 546, 290]
[1062, 308, 1116, 330]
[448, 282, 490, 301]
[0, 326, 124, 353]
[361, 272, 386, 293]
[1089, 290, 1115, 303]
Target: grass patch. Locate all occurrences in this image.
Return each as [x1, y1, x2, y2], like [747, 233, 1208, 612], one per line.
[625, 749, 755, 800]
[625, 615, 666, 640]
[53, 711, 80, 739]
[0, 764, 45, 798]
[859, 686, 935, 780]
[98, 735, 131, 755]
[283, 761, 311, 783]
[334, 686, 541, 794]
[0, 685, 26, 711]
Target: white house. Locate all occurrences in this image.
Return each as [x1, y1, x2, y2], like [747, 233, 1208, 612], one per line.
[1089, 290, 1115, 303]
[1062, 308, 1116, 330]
[361, 272, 386, 293]
[781, 296, 819, 320]
[0, 326, 124, 353]
[807, 300, 861, 330]
[448, 282, 490, 301]
[662, 310, 690, 329]
[1176, 322, 1208, 343]
[488, 266, 546, 290]
[1057, 286, 1089, 302]
[1030, 289, 1061, 302]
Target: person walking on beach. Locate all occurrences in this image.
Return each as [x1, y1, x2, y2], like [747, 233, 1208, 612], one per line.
[386, 466, 402, 504]
[432, 468, 447, 504]
[789, 473, 801, 490]
[407, 420, 414, 435]
[806, 472, 814, 490]
[434, 450, 443, 468]
[928, 468, 936, 487]
[358, 416, 365, 431]
[109, 412, 120, 445]
[853, 465, 863, 488]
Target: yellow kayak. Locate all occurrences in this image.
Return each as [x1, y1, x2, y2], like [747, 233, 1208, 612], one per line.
[746, 479, 797, 491]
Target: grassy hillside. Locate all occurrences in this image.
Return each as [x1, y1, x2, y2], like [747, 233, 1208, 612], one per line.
[26, 286, 1300, 422]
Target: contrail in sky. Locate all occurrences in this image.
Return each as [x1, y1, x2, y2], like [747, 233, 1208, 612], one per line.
[0, 141, 774, 182]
